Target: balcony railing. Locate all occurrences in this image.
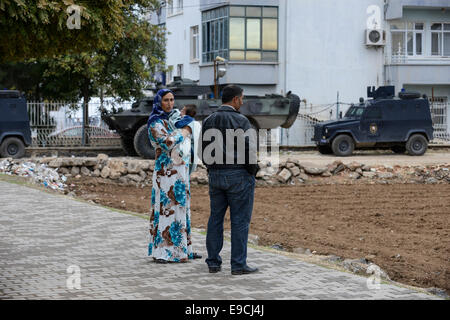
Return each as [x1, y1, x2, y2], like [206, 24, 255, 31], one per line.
[386, 53, 450, 65]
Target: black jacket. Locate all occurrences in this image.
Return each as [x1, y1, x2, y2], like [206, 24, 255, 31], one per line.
[201, 105, 259, 176]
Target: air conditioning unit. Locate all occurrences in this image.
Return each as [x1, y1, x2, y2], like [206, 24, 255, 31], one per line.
[366, 29, 385, 46]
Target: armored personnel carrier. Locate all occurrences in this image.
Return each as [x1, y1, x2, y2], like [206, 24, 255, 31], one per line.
[0, 90, 32, 158]
[312, 86, 433, 156]
[102, 78, 300, 159]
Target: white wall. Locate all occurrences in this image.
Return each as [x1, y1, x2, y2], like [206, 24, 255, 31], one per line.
[279, 0, 386, 105]
[165, 0, 201, 82]
[276, 0, 386, 146]
[165, 0, 386, 104]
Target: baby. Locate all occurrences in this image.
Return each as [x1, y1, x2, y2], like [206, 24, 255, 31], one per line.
[168, 104, 198, 173]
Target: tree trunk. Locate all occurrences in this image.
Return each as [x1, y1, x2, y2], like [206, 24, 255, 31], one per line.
[100, 86, 104, 114]
[82, 77, 90, 146]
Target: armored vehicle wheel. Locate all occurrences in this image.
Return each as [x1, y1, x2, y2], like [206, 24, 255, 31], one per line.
[318, 145, 333, 155]
[391, 145, 406, 154]
[134, 124, 155, 159]
[121, 135, 138, 156]
[406, 134, 428, 156]
[331, 135, 354, 157]
[0, 137, 26, 159]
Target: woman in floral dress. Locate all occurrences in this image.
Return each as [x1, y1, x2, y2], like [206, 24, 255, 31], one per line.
[147, 89, 201, 263]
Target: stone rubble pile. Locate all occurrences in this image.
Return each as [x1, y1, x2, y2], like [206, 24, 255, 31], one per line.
[255, 159, 450, 186]
[0, 159, 67, 191]
[1, 155, 449, 188]
[43, 154, 157, 185]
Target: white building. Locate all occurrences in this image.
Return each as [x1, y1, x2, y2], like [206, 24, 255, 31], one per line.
[156, 0, 450, 145]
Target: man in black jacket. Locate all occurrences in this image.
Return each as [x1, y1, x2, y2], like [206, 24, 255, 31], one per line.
[201, 84, 259, 275]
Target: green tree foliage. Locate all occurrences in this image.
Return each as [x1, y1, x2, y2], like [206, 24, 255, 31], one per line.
[101, 17, 166, 101]
[0, 0, 161, 62]
[0, 61, 45, 99]
[0, 0, 166, 104]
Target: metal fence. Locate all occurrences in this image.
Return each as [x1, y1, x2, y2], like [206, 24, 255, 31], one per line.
[27, 99, 450, 148]
[27, 101, 123, 147]
[280, 103, 338, 146]
[430, 101, 450, 142]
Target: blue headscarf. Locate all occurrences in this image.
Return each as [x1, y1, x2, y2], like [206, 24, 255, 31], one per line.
[147, 89, 174, 129]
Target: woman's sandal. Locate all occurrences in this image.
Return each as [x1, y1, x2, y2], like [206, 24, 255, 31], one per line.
[153, 258, 168, 264]
[153, 254, 201, 263]
[192, 252, 202, 259]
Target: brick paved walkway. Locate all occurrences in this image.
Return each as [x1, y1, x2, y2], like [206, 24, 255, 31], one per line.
[0, 181, 440, 300]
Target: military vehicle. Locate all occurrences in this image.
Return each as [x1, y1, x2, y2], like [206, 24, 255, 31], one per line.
[102, 78, 300, 159]
[312, 86, 434, 156]
[0, 90, 32, 158]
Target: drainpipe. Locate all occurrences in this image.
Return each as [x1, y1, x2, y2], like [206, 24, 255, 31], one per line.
[284, 0, 288, 96]
[383, 0, 388, 86]
[281, 0, 288, 146]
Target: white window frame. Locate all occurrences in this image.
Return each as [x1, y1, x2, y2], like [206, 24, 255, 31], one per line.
[167, 0, 183, 17]
[177, 64, 183, 78]
[167, 0, 173, 16]
[190, 25, 199, 63]
[390, 21, 424, 57]
[430, 22, 450, 57]
[411, 22, 424, 56]
[167, 66, 173, 84]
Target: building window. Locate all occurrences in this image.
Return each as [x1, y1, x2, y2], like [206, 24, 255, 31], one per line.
[390, 21, 423, 56]
[202, 6, 229, 63]
[190, 25, 199, 62]
[431, 23, 450, 56]
[167, 0, 183, 16]
[167, 66, 173, 84]
[202, 5, 278, 63]
[177, 64, 183, 78]
[167, 0, 173, 16]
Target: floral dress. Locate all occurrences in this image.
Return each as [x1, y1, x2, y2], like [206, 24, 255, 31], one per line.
[147, 118, 194, 262]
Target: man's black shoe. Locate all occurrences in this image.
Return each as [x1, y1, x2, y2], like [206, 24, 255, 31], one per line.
[231, 265, 259, 275]
[208, 266, 221, 273]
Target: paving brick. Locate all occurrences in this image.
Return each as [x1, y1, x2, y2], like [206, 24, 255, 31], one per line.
[0, 181, 441, 300]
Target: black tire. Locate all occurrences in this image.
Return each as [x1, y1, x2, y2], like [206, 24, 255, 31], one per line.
[121, 135, 138, 156]
[134, 124, 155, 159]
[399, 91, 421, 100]
[391, 145, 406, 154]
[331, 135, 355, 157]
[0, 137, 26, 159]
[406, 134, 428, 156]
[318, 145, 333, 155]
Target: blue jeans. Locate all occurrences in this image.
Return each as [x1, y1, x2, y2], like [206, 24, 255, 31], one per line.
[206, 168, 255, 271]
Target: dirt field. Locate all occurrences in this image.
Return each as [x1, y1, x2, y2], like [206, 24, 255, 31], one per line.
[67, 177, 450, 294]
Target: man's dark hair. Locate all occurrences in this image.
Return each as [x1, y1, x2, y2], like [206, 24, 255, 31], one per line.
[221, 85, 243, 104]
[184, 104, 197, 117]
